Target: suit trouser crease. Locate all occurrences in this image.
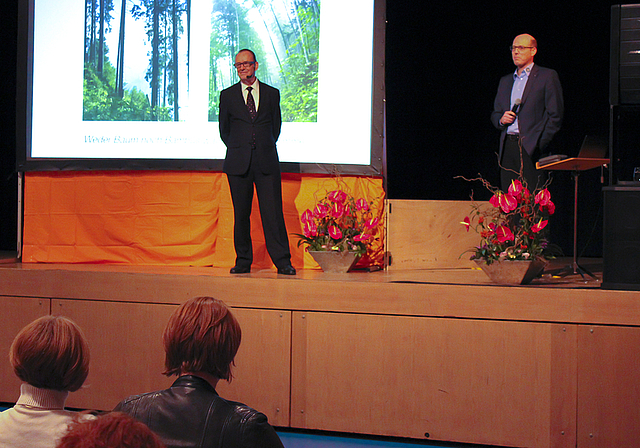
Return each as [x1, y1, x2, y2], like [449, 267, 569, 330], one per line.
[227, 152, 291, 269]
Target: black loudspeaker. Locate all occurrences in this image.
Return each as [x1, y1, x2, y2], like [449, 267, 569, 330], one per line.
[610, 5, 640, 183]
[610, 4, 640, 105]
[610, 106, 640, 183]
[602, 186, 640, 290]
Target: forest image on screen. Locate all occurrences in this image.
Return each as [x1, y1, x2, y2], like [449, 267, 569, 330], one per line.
[82, 0, 320, 123]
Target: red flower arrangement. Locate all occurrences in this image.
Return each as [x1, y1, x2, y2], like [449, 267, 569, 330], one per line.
[462, 178, 555, 264]
[296, 189, 380, 255]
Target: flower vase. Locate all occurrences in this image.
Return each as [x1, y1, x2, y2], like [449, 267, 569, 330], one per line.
[308, 251, 361, 273]
[474, 258, 547, 285]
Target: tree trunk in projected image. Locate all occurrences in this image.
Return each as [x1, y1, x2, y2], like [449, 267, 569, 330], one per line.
[151, 0, 159, 115]
[172, 0, 179, 121]
[116, 0, 126, 98]
[83, 0, 190, 121]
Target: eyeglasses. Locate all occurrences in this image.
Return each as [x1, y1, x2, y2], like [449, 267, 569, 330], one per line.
[510, 45, 534, 52]
[233, 61, 256, 68]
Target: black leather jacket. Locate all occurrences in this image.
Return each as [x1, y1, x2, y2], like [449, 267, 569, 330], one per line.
[114, 375, 284, 448]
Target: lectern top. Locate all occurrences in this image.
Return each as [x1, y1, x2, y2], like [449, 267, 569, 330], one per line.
[536, 158, 609, 171]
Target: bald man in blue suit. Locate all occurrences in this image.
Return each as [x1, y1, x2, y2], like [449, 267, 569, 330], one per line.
[491, 34, 564, 191]
[219, 49, 295, 275]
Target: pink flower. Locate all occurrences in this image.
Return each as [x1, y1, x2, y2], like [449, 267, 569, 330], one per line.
[462, 216, 471, 232]
[544, 200, 556, 215]
[301, 209, 313, 224]
[303, 220, 318, 238]
[313, 203, 329, 219]
[354, 233, 371, 242]
[328, 225, 342, 240]
[364, 217, 379, 229]
[355, 198, 369, 211]
[531, 218, 548, 233]
[331, 202, 346, 219]
[508, 179, 523, 197]
[535, 189, 551, 206]
[496, 225, 514, 243]
[328, 190, 347, 203]
[498, 193, 518, 213]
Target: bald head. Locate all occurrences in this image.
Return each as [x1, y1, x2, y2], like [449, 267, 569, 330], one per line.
[515, 34, 537, 48]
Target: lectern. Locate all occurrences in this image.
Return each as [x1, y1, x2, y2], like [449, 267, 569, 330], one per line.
[537, 157, 609, 280]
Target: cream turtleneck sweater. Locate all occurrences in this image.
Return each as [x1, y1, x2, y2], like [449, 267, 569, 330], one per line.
[0, 383, 85, 448]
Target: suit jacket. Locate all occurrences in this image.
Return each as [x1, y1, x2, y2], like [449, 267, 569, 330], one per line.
[114, 375, 284, 448]
[219, 81, 282, 175]
[491, 64, 564, 162]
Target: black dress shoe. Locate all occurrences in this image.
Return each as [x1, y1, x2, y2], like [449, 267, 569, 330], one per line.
[277, 265, 296, 275]
[230, 266, 251, 274]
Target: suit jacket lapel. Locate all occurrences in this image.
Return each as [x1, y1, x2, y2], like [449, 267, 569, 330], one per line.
[521, 65, 539, 106]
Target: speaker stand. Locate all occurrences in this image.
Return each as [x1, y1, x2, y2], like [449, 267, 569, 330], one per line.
[537, 157, 609, 282]
[552, 171, 598, 281]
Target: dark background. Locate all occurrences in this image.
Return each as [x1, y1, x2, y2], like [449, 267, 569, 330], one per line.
[0, 1, 627, 257]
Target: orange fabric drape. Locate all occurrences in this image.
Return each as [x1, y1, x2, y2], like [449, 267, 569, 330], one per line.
[22, 171, 385, 270]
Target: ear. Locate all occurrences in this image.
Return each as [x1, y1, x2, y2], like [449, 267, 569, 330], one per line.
[254, 61, 259, 71]
[531, 47, 538, 58]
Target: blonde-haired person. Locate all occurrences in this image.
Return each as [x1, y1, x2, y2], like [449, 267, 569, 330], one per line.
[115, 296, 283, 448]
[0, 315, 92, 448]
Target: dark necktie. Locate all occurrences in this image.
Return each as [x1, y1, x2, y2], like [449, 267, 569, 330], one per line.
[246, 87, 257, 120]
[246, 87, 257, 149]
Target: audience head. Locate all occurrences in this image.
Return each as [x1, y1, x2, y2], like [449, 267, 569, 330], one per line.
[56, 412, 165, 448]
[10, 315, 90, 392]
[163, 296, 241, 381]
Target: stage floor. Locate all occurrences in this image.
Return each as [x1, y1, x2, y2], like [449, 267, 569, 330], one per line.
[0, 254, 604, 288]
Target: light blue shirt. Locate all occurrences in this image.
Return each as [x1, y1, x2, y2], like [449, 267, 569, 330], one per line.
[507, 63, 533, 135]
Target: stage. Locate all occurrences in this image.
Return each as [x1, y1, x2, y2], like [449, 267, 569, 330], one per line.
[0, 255, 619, 307]
[0, 256, 616, 317]
[2, 257, 640, 448]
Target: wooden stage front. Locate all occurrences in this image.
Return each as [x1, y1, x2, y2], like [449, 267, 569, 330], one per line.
[2, 258, 640, 448]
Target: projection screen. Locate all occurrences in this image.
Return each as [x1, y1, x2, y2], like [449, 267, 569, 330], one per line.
[16, 0, 385, 175]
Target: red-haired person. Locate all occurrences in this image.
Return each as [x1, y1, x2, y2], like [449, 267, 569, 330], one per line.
[56, 412, 165, 448]
[0, 316, 92, 448]
[115, 296, 283, 448]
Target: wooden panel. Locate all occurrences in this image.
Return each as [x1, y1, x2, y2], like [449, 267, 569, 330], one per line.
[387, 199, 482, 270]
[577, 325, 640, 447]
[0, 297, 50, 403]
[51, 300, 290, 427]
[216, 309, 291, 427]
[52, 299, 176, 411]
[291, 312, 576, 448]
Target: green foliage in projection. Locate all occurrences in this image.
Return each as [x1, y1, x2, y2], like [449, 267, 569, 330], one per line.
[208, 0, 320, 123]
[279, 2, 319, 122]
[83, 0, 187, 121]
[83, 61, 170, 121]
[208, 0, 266, 121]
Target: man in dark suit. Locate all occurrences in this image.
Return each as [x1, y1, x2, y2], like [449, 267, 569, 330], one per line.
[491, 34, 564, 191]
[219, 49, 295, 275]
